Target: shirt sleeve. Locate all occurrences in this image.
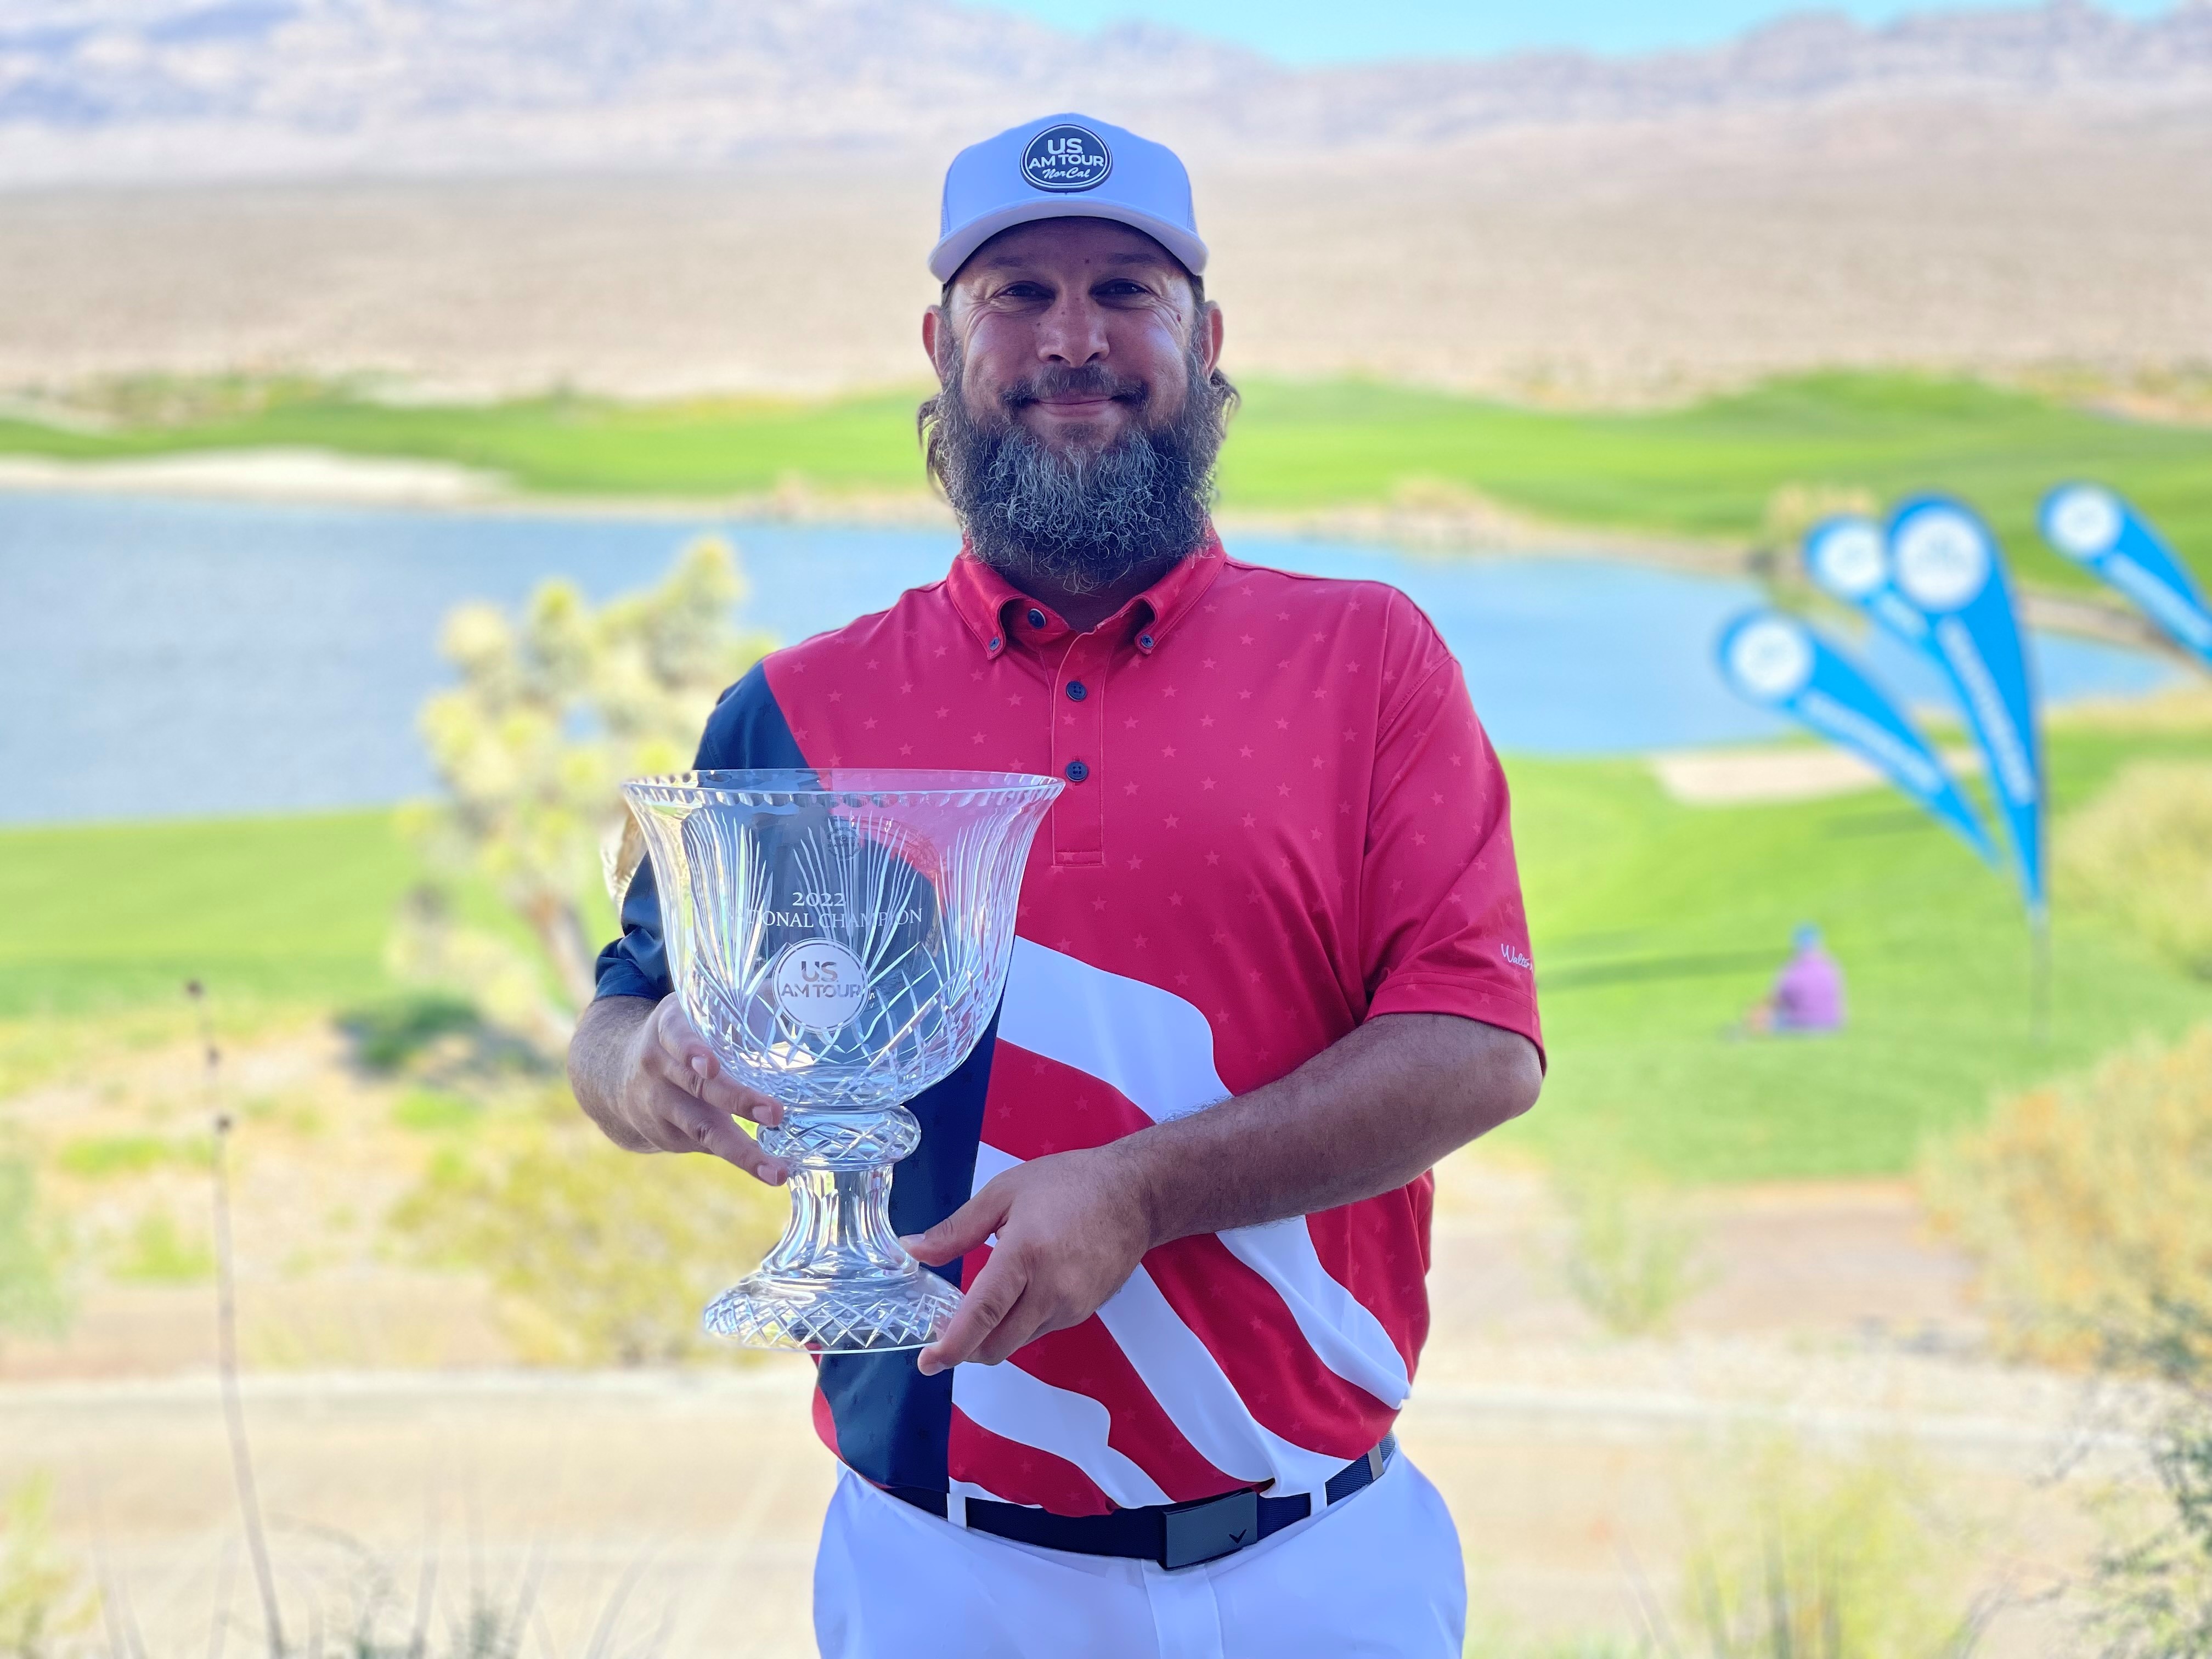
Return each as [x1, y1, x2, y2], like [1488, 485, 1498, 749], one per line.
[1358, 598, 1543, 1064]
[590, 658, 805, 1003]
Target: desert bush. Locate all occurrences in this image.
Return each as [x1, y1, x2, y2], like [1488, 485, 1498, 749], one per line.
[1662, 1440, 1985, 1659]
[2082, 1392, 2212, 1659]
[391, 1106, 783, 1365]
[1923, 1027, 2212, 1374]
[1553, 1161, 1708, 1339]
[397, 537, 772, 1046]
[110, 1209, 215, 1285]
[0, 1158, 69, 1345]
[336, 992, 483, 1072]
[2059, 761, 2212, 980]
[0, 1475, 95, 1659]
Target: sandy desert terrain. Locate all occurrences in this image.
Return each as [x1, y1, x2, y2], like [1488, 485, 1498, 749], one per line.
[2, 96, 2207, 405]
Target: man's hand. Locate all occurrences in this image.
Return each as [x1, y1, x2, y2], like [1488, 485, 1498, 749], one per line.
[569, 995, 789, 1186]
[891, 1013, 1540, 1376]
[902, 1144, 1155, 1376]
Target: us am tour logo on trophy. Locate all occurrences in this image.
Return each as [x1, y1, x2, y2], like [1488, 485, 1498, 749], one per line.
[770, 939, 868, 1032]
[1022, 123, 1111, 193]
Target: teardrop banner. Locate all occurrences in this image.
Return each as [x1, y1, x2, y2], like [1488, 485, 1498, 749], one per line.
[1715, 608, 1999, 866]
[2039, 484, 2212, 669]
[1804, 503, 2045, 917]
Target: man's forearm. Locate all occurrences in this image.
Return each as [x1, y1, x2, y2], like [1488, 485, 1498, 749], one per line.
[1114, 1012, 1541, 1249]
[568, 994, 657, 1151]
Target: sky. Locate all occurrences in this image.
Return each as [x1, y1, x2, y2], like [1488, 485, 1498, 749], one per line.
[985, 0, 2176, 65]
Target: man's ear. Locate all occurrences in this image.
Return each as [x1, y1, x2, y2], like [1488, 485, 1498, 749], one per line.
[922, 306, 952, 388]
[1198, 301, 1224, 379]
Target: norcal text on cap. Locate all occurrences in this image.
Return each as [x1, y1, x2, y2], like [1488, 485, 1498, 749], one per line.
[929, 113, 1208, 284]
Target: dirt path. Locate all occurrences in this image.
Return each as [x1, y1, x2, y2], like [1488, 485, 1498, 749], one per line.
[0, 1159, 2136, 1656]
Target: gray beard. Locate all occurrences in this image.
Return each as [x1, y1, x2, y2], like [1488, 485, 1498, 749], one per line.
[923, 346, 1229, 596]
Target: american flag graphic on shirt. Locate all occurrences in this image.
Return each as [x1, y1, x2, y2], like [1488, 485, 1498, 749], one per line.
[596, 537, 1542, 1515]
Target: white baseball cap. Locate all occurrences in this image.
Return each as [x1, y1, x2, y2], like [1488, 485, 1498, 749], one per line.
[929, 113, 1208, 284]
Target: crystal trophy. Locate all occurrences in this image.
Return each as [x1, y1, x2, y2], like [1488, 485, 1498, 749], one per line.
[621, 769, 1060, 1352]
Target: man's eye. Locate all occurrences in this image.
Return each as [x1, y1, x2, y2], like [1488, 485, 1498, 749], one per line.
[1001, 283, 1051, 301]
[1097, 281, 1147, 298]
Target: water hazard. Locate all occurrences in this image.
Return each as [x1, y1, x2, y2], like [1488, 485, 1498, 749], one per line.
[0, 492, 2179, 823]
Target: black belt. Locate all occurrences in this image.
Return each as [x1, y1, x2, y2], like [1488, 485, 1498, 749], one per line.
[885, 1435, 1396, 1571]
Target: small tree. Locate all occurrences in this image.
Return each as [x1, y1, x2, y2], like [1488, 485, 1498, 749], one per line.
[400, 537, 772, 1043]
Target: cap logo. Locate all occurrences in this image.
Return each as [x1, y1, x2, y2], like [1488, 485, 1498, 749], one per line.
[1022, 124, 1111, 194]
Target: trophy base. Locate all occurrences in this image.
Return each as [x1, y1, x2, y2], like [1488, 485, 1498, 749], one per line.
[703, 1262, 962, 1353]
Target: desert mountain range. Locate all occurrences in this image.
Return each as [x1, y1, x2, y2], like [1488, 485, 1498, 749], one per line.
[2, 0, 2209, 179]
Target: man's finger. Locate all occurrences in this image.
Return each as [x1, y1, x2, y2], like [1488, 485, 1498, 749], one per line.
[665, 1096, 788, 1185]
[899, 1188, 1006, 1266]
[646, 1025, 782, 1128]
[697, 1066, 782, 1128]
[916, 1249, 1024, 1376]
[968, 1293, 1054, 1368]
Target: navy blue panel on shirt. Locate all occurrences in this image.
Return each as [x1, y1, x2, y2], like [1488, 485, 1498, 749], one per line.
[817, 1007, 996, 1492]
[588, 654, 992, 1494]
[592, 661, 806, 1003]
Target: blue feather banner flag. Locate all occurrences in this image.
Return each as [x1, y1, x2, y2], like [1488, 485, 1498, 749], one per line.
[2040, 484, 2212, 669]
[1715, 608, 1999, 866]
[1804, 501, 2045, 915]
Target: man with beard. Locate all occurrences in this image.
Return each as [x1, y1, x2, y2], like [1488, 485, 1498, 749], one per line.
[569, 115, 1544, 1657]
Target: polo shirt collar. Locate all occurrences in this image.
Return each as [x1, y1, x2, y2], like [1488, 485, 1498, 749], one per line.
[948, 530, 1227, 661]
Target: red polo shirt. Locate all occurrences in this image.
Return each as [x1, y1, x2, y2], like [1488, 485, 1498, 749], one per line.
[596, 531, 1541, 1515]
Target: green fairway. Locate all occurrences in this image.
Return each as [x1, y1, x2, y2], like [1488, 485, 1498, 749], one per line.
[4, 724, 2208, 1180]
[1503, 724, 2212, 1180]
[7, 373, 2211, 593]
[0, 810, 421, 1019]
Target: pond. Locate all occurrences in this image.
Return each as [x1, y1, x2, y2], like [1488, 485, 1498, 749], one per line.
[0, 490, 2181, 823]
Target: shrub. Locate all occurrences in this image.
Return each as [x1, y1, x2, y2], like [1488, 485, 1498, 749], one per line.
[0, 1475, 95, 1659]
[1923, 1027, 2212, 1374]
[2060, 762, 2212, 980]
[1553, 1160, 1708, 1339]
[2083, 1393, 2212, 1658]
[391, 1108, 784, 1365]
[111, 1210, 215, 1285]
[336, 992, 483, 1073]
[1663, 1440, 1987, 1659]
[0, 1159, 69, 1344]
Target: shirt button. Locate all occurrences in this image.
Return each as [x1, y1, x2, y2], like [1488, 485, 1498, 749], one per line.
[1064, 760, 1090, 783]
[1138, 633, 1155, 650]
[1028, 608, 1047, 629]
[988, 636, 1001, 651]
[1065, 681, 1087, 702]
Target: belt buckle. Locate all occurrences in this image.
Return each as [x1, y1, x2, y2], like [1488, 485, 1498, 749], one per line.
[1161, 1488, 1260, 1570]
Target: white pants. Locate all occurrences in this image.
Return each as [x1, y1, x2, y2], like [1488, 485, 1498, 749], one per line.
[812, 1455, 1466, 1658]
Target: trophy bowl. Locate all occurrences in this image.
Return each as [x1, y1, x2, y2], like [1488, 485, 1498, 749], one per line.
[621, 768, 1061, 1353]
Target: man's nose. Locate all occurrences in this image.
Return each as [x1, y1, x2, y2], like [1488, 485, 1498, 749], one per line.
[1035, 293, 1109, 365]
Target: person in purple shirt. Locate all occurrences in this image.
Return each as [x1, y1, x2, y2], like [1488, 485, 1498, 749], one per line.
[1745, 924, 1846, 1035]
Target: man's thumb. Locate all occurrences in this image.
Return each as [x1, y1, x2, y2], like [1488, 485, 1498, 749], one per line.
[900, 1194, 1001, 1266]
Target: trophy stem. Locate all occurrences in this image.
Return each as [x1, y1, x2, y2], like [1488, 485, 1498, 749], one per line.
[702, 1103, 963, 1353]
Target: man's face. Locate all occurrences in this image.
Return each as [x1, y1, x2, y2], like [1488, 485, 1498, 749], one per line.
[926, 218, 1223, 456]
[918, 219, 1234, 598]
